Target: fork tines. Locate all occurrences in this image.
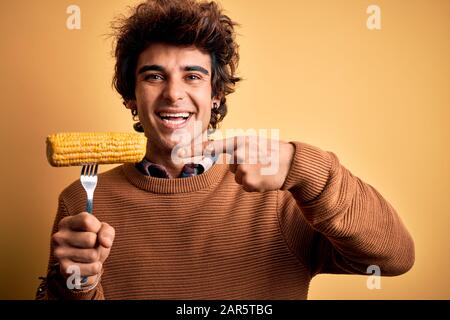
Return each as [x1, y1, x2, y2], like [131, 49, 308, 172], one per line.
[81, 163, 99, 176]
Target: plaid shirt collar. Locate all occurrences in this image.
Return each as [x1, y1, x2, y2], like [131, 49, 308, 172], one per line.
[136, 156, 216, 179]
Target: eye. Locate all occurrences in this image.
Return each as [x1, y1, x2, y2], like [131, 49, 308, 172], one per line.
[186, 74, 202, 80]
[144, 74, 164, 81]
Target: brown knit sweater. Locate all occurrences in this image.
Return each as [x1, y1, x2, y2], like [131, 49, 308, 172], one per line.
[36, 141, 415, 300]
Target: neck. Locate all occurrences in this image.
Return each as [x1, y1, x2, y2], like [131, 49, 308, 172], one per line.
[144, 140, 185, 178]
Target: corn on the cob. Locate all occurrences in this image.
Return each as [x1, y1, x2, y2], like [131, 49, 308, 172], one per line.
[46, 132, 146, 167]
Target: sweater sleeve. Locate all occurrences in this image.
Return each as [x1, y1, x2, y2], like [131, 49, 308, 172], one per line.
[279, 141, 415, 277]
[35, 195, 105, 300]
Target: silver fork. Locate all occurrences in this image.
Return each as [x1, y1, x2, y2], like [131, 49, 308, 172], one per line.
[80, 164, 99, 214]
[79, 164, 99, 284]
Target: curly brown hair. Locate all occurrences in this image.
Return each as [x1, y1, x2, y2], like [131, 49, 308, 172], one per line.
[111, 0, 241, 131]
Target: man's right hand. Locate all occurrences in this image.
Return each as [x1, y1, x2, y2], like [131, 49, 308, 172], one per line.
[51, 212, 115, 288]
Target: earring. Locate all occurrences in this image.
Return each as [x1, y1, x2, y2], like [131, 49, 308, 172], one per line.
[131, 108, 144, 133]
[131, 108, 139, 121]
[212, 102, 219, 109]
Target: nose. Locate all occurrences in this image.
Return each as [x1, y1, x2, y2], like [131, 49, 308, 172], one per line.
[162, 78, 186, 103]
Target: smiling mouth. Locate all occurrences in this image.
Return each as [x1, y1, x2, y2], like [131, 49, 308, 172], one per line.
[156, 112, 194, 128]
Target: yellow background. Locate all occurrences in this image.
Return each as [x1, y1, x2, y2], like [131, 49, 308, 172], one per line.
[0, 0, 449, 299]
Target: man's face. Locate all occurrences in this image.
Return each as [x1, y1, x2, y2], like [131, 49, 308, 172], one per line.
[134, 43, 218, 152]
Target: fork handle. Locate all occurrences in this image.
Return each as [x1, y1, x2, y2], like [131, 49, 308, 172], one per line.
[81, 198, 94, 284]
[86, 198, 93, 214]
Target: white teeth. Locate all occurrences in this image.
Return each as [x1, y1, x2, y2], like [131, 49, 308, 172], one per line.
[162, 119, 186, 125]
[159, 112, 190, 117]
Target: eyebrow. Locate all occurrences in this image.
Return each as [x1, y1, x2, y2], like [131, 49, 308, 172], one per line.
[137, 64, 210, 76]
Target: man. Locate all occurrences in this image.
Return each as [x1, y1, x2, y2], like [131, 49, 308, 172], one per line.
[36, 0, 414, 300]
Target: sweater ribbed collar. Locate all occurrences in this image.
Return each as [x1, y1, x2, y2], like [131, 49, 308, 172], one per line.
[122, 162, 229, 194]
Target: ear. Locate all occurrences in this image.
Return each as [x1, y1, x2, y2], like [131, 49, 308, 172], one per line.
[211, 96, 221, 108]
[124, 100, 137, 110]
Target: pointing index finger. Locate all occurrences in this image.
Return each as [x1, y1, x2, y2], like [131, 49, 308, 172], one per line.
[177, 137, 239, 159]
[208, 137, 243, 158]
